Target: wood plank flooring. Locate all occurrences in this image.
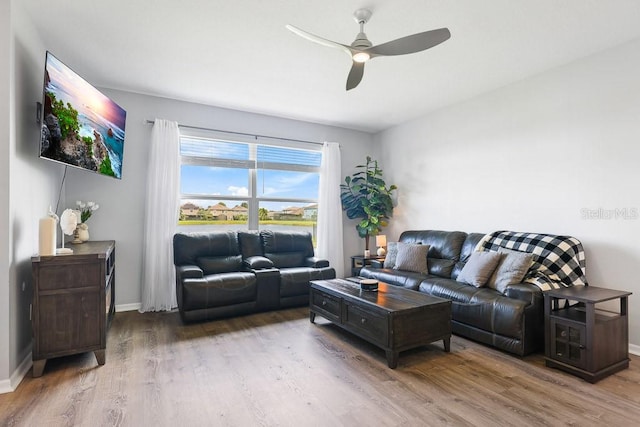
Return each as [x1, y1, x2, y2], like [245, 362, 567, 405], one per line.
[1, 308, 639, 426]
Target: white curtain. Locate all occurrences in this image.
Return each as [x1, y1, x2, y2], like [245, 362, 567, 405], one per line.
[140, 119, 180, 312]
[317, 142, 345, 278]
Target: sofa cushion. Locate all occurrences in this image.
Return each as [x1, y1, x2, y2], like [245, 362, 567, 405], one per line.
[400, 230, 467, 278]
[454, 289, 528, 339]
[182, 272, 256, 310]
[279, 267, 335, 297]
[360, 267, 424, 290]
[266, 252, 305, 268]
[419, 277, 527, 339]
[260, 230, 314, 257]
[487, 250, 534, 293]
[456, 251, 502, 287]
[197, 255, 243, 275]
[419, 277, 479, 303]
[394, 243, 429, 274]
[238, 231, 263, 257]
[383, 242, 398, 269]
[174, 232, 241, 265]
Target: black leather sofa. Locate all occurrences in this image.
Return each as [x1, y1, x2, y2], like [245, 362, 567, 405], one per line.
[173, 230, 335, 322]
[359, 230, 544, 356]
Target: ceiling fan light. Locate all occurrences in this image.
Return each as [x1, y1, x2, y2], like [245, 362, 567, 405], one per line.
[353, 52, 370, 63]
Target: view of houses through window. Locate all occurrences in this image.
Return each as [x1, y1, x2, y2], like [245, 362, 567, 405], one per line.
[178, 134, 321, 243]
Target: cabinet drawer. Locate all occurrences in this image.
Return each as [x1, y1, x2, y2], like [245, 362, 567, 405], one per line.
[344, 303, 388, 346]
[38, 262, 101, 291]
[311, 290, 341, 322]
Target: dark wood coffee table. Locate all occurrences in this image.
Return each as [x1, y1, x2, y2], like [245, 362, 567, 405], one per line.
[310, 279, 452, 368]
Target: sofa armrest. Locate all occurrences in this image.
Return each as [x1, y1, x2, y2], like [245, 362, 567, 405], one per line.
[176, 265, 204, 280]
[243, 256, 274, 270]
[503, 283, 543, 306]
[305, 257, 329, 268]
[369, 259, 384, 268]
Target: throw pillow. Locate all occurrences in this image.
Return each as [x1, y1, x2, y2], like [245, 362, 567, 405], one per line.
[487, 250, 534, 293]
[394, 242, 429, 274]
[456, 251, 503, 287]
[383, 242, 398, 269]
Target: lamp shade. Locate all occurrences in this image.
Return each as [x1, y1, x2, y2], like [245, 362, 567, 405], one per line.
[376, 235, 387, 247]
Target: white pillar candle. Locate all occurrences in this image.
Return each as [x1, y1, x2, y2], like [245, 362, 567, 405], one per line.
[39, 216, 57, 256]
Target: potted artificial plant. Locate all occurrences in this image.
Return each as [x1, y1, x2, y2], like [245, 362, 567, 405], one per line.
[340, 156, 397, 255]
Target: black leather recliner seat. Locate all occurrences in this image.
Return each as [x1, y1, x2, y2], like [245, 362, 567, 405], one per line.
[260, 230, 335, 308]
[173, 230, 335, 323]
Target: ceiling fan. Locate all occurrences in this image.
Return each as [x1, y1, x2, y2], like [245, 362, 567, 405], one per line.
[286, 9, 451, 91]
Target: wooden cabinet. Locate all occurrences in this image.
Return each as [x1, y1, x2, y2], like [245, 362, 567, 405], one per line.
[31, 241, 115, 377]
[544, 285, 631, 383]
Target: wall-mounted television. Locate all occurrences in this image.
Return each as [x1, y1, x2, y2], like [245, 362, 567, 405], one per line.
[39, 51, 126, 179]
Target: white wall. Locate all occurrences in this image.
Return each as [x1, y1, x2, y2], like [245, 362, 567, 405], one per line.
[0, 0, 13, 390]
[65, 90, 375, 308]
[0, 1, 66, 392]
[375, 38, 640, 347]
[12, 0, 66, 378]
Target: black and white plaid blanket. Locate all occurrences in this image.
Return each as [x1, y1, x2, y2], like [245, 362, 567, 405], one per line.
[477, 231, 587, 291]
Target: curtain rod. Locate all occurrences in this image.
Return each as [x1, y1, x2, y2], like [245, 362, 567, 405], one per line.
[145, 119, 323, 146]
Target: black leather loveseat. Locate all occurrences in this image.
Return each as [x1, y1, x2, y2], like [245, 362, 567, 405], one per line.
[173, 230, 335, 322]
[360, 230, 546, 356]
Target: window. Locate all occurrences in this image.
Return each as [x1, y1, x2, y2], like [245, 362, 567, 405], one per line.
[178, 132, 321, 242]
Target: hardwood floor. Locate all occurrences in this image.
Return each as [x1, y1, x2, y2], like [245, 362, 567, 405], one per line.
[2, 308, 639, 426]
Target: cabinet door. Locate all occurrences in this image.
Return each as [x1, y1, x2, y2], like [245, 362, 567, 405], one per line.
[36, 291, 101, 356]
[549, 318, 586, 369]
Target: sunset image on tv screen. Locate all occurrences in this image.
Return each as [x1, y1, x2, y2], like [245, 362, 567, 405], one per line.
[40, 52, 126, 179]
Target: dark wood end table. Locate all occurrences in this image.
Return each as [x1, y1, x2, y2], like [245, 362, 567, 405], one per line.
[544, 285, 632, 383]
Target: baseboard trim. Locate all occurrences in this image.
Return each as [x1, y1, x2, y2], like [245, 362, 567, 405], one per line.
[0, 351, 32, 394]
[116, 303, 141, 312]
[629, 344, 640, 356]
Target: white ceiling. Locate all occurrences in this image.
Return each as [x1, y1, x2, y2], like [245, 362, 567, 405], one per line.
[21, 0, 640, 133]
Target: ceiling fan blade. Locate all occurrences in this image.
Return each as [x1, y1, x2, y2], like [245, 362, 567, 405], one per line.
[367, 28, 451, 57]
[346, 61, 365, 91]
[286, 25, 352, 56]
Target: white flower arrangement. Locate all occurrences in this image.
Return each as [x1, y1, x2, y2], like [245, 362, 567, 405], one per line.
[76, 200, 100, 223]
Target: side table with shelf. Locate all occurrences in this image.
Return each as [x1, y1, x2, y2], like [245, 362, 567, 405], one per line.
[31, 240, 116, 377]
[350, 255, 385, 276]
[544, 285, 631, 383]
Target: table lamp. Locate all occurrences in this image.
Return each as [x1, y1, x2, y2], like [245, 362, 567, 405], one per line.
[376, 235, 387, 256]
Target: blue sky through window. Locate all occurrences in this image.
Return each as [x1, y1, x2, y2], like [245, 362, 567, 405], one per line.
[181, 166, 249, 196]
[180, 139, 320, 212]
[257, 169, 318, 199]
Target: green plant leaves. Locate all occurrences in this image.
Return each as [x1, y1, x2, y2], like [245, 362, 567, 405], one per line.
[340, 156, 397, 240]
